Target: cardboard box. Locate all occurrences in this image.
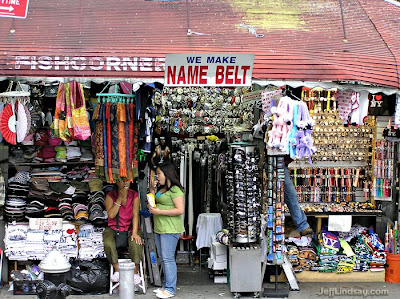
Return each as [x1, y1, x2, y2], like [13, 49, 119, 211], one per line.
[211, 242, 227, 257]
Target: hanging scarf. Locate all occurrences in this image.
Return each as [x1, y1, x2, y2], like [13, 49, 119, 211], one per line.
[125, 104, 132, 181]
[93, 103, 104, 180]
[65, 82, 74, 139]
[110, 104, 121, 182]
[117, 103, 127, 178]
[106, 102, 113, 183]
[130, 103, 139, 178]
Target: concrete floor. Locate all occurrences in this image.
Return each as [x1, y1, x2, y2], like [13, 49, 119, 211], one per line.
[1, 265, 400, 299]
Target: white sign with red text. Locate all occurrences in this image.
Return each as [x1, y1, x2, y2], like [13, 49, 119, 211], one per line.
[165, 53, 254, 86]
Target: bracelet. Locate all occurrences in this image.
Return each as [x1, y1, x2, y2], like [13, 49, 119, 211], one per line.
[114, 202, 121, 207]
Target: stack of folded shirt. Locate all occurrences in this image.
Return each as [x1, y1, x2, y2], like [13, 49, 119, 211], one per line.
[78, 224, 106, 260]
[67, 146, 82, 161]
[80, 148, 93, 162]
[298, 247, 319, 271]
[4, 223, 29, 261]
[58, 223, 78, 258]
[317, 244, 339, 272]
[67, 166, 89, 181]
[55, 146, 67, 162]
[30, 169, 65, 182]
[42, 146, 57, 163]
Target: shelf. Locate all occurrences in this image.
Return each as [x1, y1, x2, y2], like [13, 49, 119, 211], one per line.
[272, 270, 385, 283]
[9, 161, 95, 166]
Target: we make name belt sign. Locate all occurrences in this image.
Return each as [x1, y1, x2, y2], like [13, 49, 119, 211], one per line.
[0, 0, 29, 19]
[165, 53, 254, 86]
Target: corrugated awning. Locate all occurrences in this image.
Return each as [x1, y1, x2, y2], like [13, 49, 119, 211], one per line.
[0, 0, 399, 90]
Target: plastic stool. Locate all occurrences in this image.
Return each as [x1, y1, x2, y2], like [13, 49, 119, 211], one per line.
[178, 235, 195, 266]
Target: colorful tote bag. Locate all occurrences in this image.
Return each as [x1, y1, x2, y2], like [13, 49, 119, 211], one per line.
[70, 81, 91, 140]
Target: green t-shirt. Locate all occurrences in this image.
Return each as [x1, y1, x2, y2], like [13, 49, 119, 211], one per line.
[153, 185, 185, 234]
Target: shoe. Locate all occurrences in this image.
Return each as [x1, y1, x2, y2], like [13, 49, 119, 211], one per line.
[156, 290, 175, 298]
[134, 274, 141, 285]
[300, 227, 314, 237]
[153, 288, 164, 294]
[111, 271, 119, 282]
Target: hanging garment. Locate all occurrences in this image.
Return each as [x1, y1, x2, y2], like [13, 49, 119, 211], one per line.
[117, 103, 127, 178]
[124, 104, 132, 181]
[93, 104, 104, 180]
[53, 83, 65, 138]
[110, 104, 121, 182]
[106, 102, 113, 183]
[65, 82, 74, 139]
[188, 148, 194, 236]
[352, 91, 369, 125]
[336, 90, 354, 124]
[130, 103, 139, 178]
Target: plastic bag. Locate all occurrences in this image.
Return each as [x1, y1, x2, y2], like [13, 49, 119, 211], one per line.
[65, 259, 109, 294]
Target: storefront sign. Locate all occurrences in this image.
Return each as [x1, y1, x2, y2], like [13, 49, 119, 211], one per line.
[12, 55, 165, 72]
[29, 218, 63, 230]
[0, 0, 29, 19]
[164, 53, 254, 86]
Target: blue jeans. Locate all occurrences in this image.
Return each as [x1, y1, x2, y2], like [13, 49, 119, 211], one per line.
[155, 233, 180, 295]
[284, 166, 309, 232]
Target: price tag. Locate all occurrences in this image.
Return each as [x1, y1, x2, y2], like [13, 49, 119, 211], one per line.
[328, 215, 352, 232]
[29, 218, 63, 230]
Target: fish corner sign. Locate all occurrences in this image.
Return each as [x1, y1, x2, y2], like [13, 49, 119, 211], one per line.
[0, 0, 30, 19]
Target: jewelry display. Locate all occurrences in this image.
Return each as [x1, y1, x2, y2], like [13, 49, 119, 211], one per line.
[373, 140, 394, 200]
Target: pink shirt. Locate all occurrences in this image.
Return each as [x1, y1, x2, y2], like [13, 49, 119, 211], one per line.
[107, 189, 138, 232]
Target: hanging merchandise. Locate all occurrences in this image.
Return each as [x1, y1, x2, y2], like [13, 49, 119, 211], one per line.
[158, 87, 254, 136]
[266, 96, 316, 163]
[373, 140, 394, 200]
[93, 84, 138, 183]
[70, 81, 91, 141]
[0, 103, 17, 145]
[264, 155, 286, 264]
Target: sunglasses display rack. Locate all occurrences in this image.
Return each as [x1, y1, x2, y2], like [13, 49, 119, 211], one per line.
[264, 155, 286, 264]
[226, 144, 261, 244]
[373, 140, 394, 201]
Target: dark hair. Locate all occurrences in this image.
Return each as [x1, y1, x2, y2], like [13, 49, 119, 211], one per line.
[157, 162, 184, 192]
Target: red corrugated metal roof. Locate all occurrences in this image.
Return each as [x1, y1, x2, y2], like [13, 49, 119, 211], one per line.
[0, 0, 399, 89]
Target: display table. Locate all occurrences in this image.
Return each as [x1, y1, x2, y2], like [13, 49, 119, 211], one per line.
[196, 213, 223, 250]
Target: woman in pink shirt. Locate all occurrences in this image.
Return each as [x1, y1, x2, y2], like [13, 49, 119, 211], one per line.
[103, 180, 143, 285]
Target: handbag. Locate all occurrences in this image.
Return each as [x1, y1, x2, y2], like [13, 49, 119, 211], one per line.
[114, 212, 129, 249]
[70, 81, 91, 140]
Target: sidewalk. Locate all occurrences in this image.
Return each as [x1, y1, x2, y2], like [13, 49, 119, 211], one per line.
[1, 266, 399, 299]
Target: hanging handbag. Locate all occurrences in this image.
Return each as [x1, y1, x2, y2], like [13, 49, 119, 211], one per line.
[51, 83, 65, 138]
[114, 212, 129, 249]
[70, 81, 91, 140]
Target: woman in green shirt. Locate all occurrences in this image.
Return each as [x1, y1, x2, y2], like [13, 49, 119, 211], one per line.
[149, 162, 185, 299]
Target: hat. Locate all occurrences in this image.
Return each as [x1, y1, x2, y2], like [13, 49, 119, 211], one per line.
[48, 129, 62, 146]
[34, 129, 49, 146]
[21, 133, 34, 145]
[0, 103, 17, 145]
[31, 178, 50, 191]
[89, 179, 103, 193]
